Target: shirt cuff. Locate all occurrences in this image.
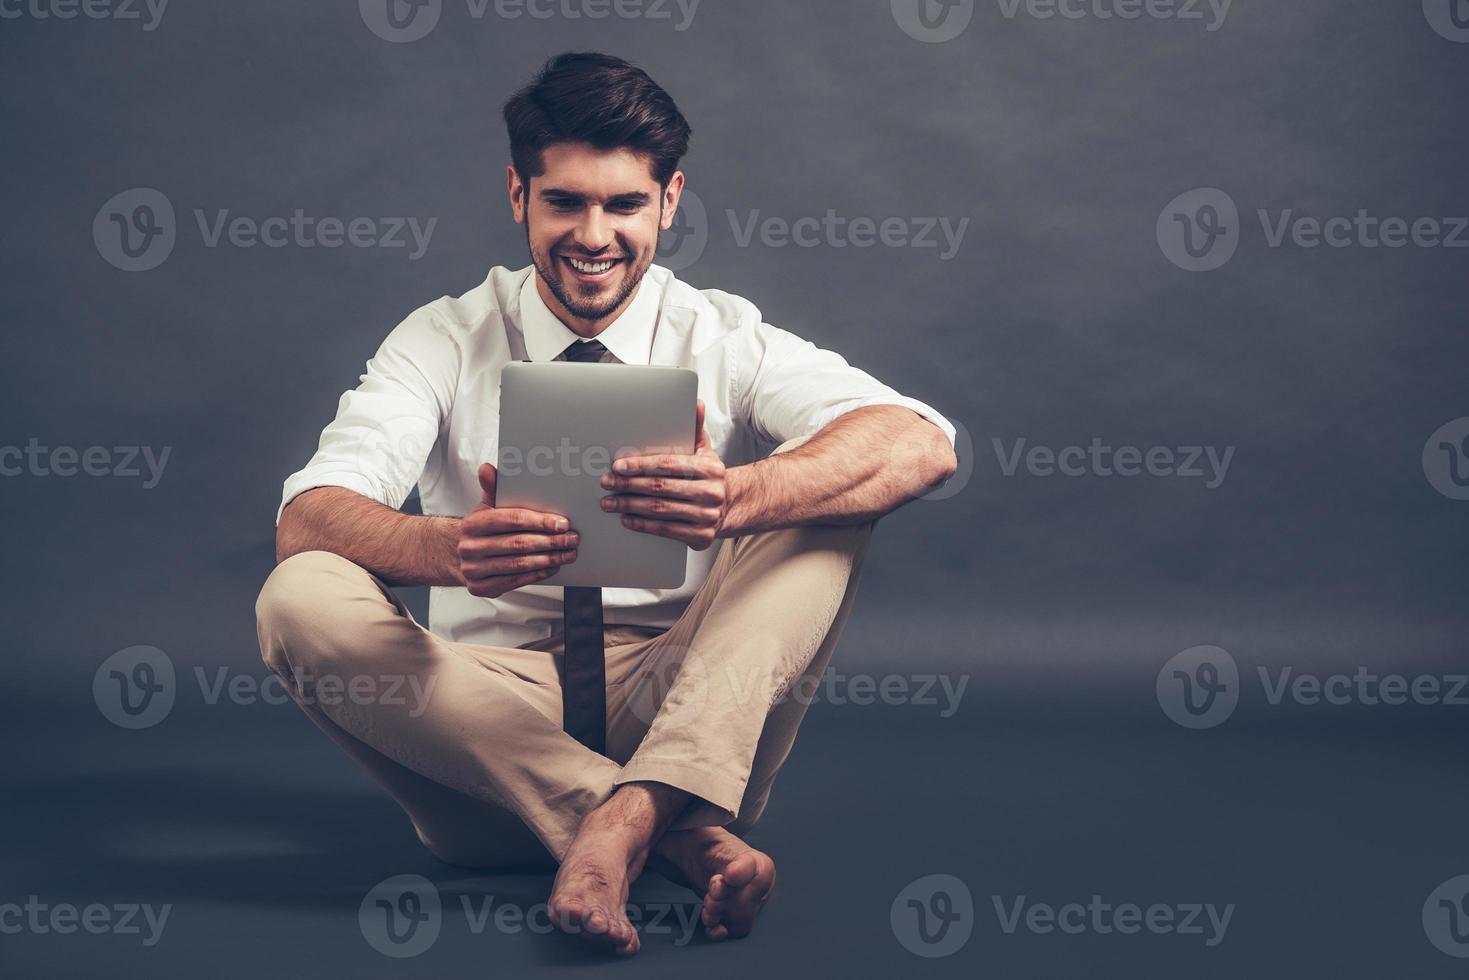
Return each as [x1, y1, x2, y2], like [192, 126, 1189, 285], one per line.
[276, 470, 411, 525]
[840, 395, 958, 448]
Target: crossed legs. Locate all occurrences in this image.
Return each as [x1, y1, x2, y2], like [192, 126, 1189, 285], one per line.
[255, 464, 874, 951]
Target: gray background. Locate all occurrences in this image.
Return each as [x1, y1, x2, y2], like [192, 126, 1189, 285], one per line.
[3, 1, 1467, 977]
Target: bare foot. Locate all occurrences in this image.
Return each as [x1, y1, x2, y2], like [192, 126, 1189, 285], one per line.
[547, 827, 643, 956]
[651, 826, 777, 941]
[547, 782, 690, 956]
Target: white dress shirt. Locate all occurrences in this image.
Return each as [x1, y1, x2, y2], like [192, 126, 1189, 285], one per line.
[279, 263, 957, 650]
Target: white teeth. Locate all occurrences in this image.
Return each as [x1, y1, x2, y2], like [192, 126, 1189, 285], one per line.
[568, 257, 615, 274]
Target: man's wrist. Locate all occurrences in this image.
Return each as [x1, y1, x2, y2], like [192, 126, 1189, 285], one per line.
[716, 461, 770, 539]
[421, 515, 466, 586]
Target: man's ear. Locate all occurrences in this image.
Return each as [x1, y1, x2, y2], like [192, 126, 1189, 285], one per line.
[508, 165, 527, 224]
[660, 171, 685, 231]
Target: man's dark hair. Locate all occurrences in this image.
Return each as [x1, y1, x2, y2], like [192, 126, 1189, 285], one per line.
[503, 52, 692, 190]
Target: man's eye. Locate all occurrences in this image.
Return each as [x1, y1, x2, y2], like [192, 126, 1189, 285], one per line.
[548, 199, 578, 211]
[611, 202, 643, 214]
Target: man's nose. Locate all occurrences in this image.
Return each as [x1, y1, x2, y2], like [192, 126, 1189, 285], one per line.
[573, 207, 615, 253]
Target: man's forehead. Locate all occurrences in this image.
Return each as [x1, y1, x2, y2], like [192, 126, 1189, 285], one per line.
[536, 143, 659, 193]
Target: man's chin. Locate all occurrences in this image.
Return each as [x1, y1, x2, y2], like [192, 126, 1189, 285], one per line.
[549, 265, 645, 320]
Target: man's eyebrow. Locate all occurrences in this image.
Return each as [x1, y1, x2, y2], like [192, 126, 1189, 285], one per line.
[537, 188, 654, 205]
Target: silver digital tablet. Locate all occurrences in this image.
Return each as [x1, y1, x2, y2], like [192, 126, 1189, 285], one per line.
[496, 360, 699, 589]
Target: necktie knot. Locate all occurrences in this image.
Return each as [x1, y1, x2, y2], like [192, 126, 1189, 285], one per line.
[562, 339, 608, 363]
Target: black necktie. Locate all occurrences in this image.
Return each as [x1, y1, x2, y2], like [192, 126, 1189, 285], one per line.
[559, 339, 608, 752]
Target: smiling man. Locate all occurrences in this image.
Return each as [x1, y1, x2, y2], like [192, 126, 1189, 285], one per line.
[256, 52, 958, 956]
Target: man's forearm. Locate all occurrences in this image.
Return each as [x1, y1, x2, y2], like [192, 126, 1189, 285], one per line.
[276, 486, 463, 587]
[717, 405, 958, 537]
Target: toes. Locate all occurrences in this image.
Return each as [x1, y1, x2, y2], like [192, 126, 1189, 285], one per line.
[720, 854, 761, 891]
[549, 898, 638, 950]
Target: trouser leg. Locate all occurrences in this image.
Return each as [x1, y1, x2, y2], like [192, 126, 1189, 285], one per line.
[606, 435, 877, 831]
[255, 550, 620, 862]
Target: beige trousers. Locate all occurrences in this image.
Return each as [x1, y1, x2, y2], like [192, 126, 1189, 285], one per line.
[255, 437, 875, 870]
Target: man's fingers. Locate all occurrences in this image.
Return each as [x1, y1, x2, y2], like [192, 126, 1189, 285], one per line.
[462, 506, 570, 536]
[610, 452, 716, 479]
[463, 550, 577, 581]
[694, 398, 708, 451]
[599, 474, 723, 503]
[463, 553, 576, 580]
[618, 513, 716, 550]
[465, 566, 562, 598]
[458, 531, 579, 560]
[601, 494, 720, 524]
[477, 462, 498, 507]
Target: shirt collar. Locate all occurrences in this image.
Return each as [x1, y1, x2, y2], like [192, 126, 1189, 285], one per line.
[517, 266, 660, 365]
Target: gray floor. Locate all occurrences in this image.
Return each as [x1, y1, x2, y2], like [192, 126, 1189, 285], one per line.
[5, 674, 1466, 979]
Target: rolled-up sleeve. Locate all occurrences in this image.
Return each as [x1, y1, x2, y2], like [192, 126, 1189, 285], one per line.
[735, 318, 957, 450]
[277, 308, 462, 523]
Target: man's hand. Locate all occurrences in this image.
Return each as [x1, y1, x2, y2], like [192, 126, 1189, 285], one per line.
[598, 398, 728, 551]
[458, 463, 580, 598]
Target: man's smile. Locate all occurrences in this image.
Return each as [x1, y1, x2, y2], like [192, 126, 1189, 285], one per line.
[562, 253, 625, 283]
